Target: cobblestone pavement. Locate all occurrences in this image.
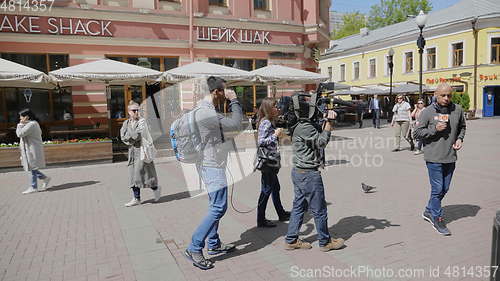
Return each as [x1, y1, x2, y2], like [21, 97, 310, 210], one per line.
[1, 118, 499, 281]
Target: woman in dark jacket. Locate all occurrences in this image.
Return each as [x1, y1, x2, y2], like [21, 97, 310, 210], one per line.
[256, 98, 290, 227]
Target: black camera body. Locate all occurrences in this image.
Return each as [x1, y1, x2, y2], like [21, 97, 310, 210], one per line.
[276, 82, 356, 135]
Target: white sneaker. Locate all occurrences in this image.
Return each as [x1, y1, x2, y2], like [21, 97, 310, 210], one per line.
[41, 177, 51, 189]
[124, 198, 141, 207]
[153, 186, 162, 202]
[22, 188, 38, 194]
[414, 150, 423, 155]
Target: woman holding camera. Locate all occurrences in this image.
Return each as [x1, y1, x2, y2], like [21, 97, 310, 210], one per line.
[256, 98, 290, 228]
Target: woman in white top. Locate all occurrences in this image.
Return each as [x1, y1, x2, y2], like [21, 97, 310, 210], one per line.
[16, 109, 51, 194]
[391, 94, 415, 152]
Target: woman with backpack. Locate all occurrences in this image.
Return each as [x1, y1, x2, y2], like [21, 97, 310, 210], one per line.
[16, 108, 51, 194]
[256, 98, 290, 227]
[120, 101, 160, 207]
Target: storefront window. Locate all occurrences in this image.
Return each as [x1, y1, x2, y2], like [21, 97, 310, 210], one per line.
[491, 38, 500, 64]
[110, 86, 126, 119]
[49, 54, 68, 71]
[0, 53, 72, 142]
[255, 59, 267, 69]
[105, 55, 179, 120]
[164, 57, 179, 71]
[254, 0, 269, 10]
[1, 53, 47, 73]
[209, 58, 224, 65]
[128, 57, 161, 71]
[209, 57, 268, 114]
[209, 0, 226, 6]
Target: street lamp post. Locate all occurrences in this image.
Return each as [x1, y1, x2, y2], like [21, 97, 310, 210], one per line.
[388, 48, 394, 121]
[416, 10, 428, 100]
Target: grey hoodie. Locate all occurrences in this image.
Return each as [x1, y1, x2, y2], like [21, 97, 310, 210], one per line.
[195, 98, 243, 168]
[413, 103, 466, 163]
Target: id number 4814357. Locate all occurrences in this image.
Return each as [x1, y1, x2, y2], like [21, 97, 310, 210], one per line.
[443, 266, 499, 279]
[1, 0, 55, 12]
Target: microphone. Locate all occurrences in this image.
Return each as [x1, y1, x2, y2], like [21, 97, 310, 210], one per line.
[437, 105, 449, 123]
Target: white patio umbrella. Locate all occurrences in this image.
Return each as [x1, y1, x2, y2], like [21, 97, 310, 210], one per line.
[161, 61, 254, 84]
[0, 58, 55, 89]
[250, 64, 329, 85]
[391, 83, 429, 94]
[248, 64, 329, 97]
[49, 59, 162, 87]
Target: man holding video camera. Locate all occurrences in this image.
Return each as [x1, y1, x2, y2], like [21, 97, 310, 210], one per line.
[285, 96, 345, 252]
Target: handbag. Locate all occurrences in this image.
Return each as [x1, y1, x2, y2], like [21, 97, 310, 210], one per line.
[254, 145, 281, 171]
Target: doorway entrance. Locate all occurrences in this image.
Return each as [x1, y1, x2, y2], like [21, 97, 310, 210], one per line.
[483, 86, 500, 117]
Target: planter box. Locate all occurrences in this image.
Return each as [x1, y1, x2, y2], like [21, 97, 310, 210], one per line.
[0, 141, 112, 169]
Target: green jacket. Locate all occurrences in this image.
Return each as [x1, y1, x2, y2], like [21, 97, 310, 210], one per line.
[292, 121, 331, 169]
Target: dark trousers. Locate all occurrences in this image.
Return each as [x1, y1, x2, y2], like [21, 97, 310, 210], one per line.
[132, 186, 157, 200]
[425, 162, 456, 220]
[286, 169, 331, 247]
[357, 112, 364, 128]
[372, 109, 381, 128]
[257, 169, 286, 223]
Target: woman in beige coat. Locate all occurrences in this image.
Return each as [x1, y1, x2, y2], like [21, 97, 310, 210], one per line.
[120, 101, 160, 207]
[16, 109, 51, 194]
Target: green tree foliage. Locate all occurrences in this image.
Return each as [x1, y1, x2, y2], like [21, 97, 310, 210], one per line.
[451, 91, 461, 105]
[461, 92, 470, 111]
[450, 91, 471, 111]
[331, 12, 367, 40]
[367, 0, 432, 30]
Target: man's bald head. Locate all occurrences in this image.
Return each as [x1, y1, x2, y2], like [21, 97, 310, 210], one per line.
[434, 83, 452, 106]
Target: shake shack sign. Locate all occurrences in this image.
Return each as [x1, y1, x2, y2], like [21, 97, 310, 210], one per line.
[0, 15, 113, 36]
[196, 26, 271, 44]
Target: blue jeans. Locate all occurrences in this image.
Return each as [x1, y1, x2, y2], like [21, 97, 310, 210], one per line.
[425, 162, 456, 220]
[31, 170, 46, 189]
[188, 166, 228, 253]
[286, 168, 331, 247]
[257, 169, 286, 223]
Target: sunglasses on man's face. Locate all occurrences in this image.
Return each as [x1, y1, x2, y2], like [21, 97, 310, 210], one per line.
[130, 109, 139, 113]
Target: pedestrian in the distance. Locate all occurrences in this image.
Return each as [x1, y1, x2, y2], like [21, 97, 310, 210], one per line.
[16, 109, 50, 194]
[368, 94, 382, 129]
[414, 83, 466, 236]
[120, 101, 161, 207]
[411, 99, 426, 155]
[355, 99, 367, 128]
[256, 97, 290, 228]
[391, 94, 414, 152]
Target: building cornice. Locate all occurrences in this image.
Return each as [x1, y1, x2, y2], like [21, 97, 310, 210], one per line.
[1, 7, 305, 34]
[0, 33, 304, 53]
[321, 15, 500, 60]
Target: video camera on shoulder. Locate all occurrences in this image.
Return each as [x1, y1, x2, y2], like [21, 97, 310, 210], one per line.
[275, 82, 357, 135]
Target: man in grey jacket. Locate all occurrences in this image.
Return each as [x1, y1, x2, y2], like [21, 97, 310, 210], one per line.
[414, 83, 466, 236]
[185, 76, 243, 270]
[285, 97, 345, 252]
